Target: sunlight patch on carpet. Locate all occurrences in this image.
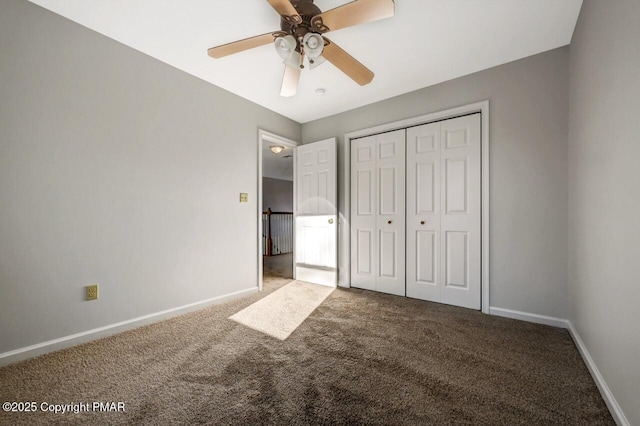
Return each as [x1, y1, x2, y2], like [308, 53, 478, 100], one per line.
[229, 280, 334, 340]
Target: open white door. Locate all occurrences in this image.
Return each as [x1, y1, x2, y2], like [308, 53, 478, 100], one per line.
[295, 138, 337, 287]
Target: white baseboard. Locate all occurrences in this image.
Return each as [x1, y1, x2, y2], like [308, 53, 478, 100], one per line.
[488, 306, 629, 425]
[488, 306, 569, 328]
[567, 322, 629, 426]
[0, 287, 258, 367]
[1, 296, 629, 425]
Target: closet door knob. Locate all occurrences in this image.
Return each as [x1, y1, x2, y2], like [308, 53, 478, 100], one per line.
[420, 221, 425, 225]
[387, 220, 392, 224]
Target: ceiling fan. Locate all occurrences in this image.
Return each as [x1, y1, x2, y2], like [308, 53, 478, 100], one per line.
[207, 0, 395, 97]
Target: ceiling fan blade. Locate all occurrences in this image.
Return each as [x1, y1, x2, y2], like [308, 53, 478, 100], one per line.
[266, 0, 301, 21]
[315, 0, 394, 33]
[208, 32, 276, 58]
[322, 38, 374, 86]
[280, 64, 301, 97]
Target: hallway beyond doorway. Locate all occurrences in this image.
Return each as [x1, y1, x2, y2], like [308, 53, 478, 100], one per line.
[263, 253, 293, 279]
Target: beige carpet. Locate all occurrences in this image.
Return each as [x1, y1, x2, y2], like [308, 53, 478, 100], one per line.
[230, 280, 334, 340]
[0, 275, 613, 425]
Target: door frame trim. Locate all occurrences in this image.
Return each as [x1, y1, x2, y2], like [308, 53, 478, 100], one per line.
[257, 129, 299, 292]
[343, 101, 490, 313]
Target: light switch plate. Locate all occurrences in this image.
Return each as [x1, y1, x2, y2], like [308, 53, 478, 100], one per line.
[240, 193, 248, 203]
[86, 284, 98, 300]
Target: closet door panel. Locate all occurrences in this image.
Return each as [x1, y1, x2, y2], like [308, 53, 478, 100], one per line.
[351, 113, 481, 310]
[406, 122, 441, 301]
[440, 114, 481, 309]
[351, 135, 377, 291]
[376, 129, 406, 296]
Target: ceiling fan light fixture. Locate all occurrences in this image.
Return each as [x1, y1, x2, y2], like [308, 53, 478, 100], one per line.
[208, 0, 395, 96]
[270, 145, 285, 154]
[275, 35, 297, 60]
[283, 50, 303, 69]
[309, 55, 326, 69]
[302, 33, 324, 59]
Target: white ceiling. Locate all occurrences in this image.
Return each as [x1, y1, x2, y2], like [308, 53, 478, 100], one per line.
[263, 142, 294, 181]
[29, 0, 582, 123]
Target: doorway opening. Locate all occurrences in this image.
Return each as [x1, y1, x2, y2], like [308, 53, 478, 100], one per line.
[258, 130, 299, 291]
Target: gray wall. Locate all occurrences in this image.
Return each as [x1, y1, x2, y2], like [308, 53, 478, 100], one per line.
[0, 0, 300, 354]
[262, 178, 293, 213]
[568, 0, 640, 423]
[302, 47, 569, 319]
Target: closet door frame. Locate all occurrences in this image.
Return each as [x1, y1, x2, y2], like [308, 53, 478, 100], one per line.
[343, 101, 490, 314]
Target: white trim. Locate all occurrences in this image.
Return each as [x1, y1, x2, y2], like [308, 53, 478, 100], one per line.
[341, 131, 351, 288]
[480, 106, 490, 314]
[0, 287, 258, 367]
[489, 307, 569, 328]
[257, 129, 299, 291]
[567, 322, 630, 426]
[488, 308, 628, 424]
[343, 101, 490, 312]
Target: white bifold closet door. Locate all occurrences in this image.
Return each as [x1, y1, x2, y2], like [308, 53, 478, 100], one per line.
[351, 129, 406, 296]
[406, 114, 481, 309]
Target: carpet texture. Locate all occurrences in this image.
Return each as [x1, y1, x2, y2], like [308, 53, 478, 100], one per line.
[263, 253, 293, 279]
[230, 280, 334, 340]
[0, 275, 613, 425]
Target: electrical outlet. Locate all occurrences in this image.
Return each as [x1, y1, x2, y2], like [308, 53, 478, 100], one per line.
[240, 193, 248, 203]
[86, 284, 99, 301]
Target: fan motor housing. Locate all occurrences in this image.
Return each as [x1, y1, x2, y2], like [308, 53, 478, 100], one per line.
[281, 0, 322, 38]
